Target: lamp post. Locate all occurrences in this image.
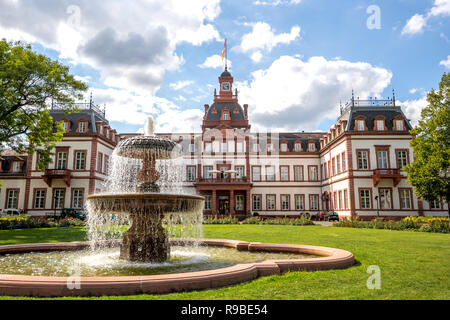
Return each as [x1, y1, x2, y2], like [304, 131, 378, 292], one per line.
[438, 166, 450, 226]
[374, 195, 380, 218]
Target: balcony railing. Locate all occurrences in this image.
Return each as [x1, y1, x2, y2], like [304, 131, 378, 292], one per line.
[43, 169, 72, 187]
[194, 177, 250, 184]
[51, 100, 106, 118]
[372, 168, 402, 187]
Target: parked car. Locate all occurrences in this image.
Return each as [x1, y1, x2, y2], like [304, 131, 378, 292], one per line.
[1, 209, 22, 216]
[323, 212, 340, 221]
[60, 208, 87, 221]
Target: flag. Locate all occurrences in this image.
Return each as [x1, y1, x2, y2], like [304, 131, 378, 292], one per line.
[221, 39, 226, 61]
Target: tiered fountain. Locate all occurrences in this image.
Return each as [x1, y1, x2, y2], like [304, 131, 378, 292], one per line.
[87, 117, 204, 262]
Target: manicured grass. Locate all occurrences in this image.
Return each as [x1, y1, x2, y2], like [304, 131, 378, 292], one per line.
[0, 225, 449, 300]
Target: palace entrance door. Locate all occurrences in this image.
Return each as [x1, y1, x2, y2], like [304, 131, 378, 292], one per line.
[218, 196, 230, 215]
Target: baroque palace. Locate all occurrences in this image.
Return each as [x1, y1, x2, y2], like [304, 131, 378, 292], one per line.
[0, 69, 448, 220]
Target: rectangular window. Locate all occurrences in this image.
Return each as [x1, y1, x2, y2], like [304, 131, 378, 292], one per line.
[295, 143, 301, 152]
[266, 166, 275, 181]
[400, 189, 412, 209]
[336, 155, 341, 174]
[379, 189, 392, 209]
[228, 141, 235, 153]
[12, 161, 21, 172]
[253, 143, 260, 153]
[62, 121, 69, 132]
[377, 150, 389, 169]
[395, 120, 404, 131]
[308, 143, 315, 152]
[203, 166, 212, 179]
[332, 158, 336, 176]
[204, 195, 212, 210]
[34, 189, 46, 209]
[357, 120, 365, 131]
[221, 142, 227, 153]
[187, 166, 196, 182]
[267, 195, 276, 210]
[338, 191, 343, 210]
[397, 150, 408, 169]
[343, 190, 348, 210]
[267, 143, 274, 152]
[189, 144, 195, 153]
[357, 151, 369, 170]
[310, 195, 319, 211]
[376, 120, 384, 131]
[309, 166, 318, 181]
[6, 190, 18, 209]
[237, 142, 244, 153]
[75, 151, 86, 170]
[97, 153, 103, 172]
[104, 155, 109, 174]
[280, 144, 287, 152]
[212, 141, 220, 153]
[72, 189, 84, 209]
[253, 195, 261, 211]
[281, 195, 290, 211]
[79, 121, 87, 133]
[204, 142, 211, 153]
[252, 166, 261, 181]
[294, 166, 303, 181]
[280, 166, 289, 181]
[333, 192, 338, 210]
[236, 166, 244, 179]
[53, 189, 65, 209]
[360, 189, 371, 209]
[295, 195, 305, 210]
[57, 152, 67, 170]
[430, 199, 441, 209]
[236, 195, 244, 211]
[342, 152, 347, 171]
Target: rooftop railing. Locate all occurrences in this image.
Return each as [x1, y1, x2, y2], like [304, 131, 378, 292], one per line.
[51, 98, 106, 118]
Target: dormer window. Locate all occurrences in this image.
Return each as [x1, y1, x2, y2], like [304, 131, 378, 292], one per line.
[12, 161, 22, 173]
[376, 119, 385, 131]
[78, 121, 87, 133]
[223, 112, 229, 120]
[395, 119, 404, 131]
[295, 143, 302, 152]
[356, 120, 365, 131]
[281, 143, 288, 152]
[62, 121, 70, 132]
[253, 143, 260, 153]
[267, 143, 274, 152]
[308, 143, 315, 152]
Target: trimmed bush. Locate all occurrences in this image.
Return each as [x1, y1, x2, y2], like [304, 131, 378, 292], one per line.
[0, 216, 85, 230]
[335, 216, 449, 233]
[202, 216, 315, 226]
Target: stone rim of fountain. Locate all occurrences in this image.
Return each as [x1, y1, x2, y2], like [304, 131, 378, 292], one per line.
[0, 239, 354, 297]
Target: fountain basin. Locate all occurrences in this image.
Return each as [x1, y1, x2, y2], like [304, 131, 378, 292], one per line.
[87, 193, 204, 262]
[0, 239, 354, 297]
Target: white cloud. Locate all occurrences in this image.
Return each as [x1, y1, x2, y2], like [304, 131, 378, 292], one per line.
[198, 54, 232, 69]
[236, 55, 393, 131]
[401, 14, 427, 35]
[170, 80, 194, 91]
[399, 96, 428, 127]
[250, 51, 263, 63]
[402, 0, 450, 35]
[0, 0, 222, 93]
[440, 55, 450, 68]
[234, 22, 300, 54]
[253, 0, 301, 6]
[409, 88, 418, 94]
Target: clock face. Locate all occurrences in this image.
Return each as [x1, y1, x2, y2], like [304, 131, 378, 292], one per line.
[221, 82, 230, 91]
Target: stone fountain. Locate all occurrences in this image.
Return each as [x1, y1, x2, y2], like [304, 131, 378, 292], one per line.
[87, 117, 204, 262]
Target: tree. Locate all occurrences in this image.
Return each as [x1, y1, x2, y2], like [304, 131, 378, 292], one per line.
[0, 40, 87, 170]
[404, 72, 450, 223]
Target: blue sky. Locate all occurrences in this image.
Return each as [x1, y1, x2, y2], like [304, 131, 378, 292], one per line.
[0, 0, 449, 133]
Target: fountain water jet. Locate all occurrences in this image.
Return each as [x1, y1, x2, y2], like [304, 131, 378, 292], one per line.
[87, 117, 204, 262]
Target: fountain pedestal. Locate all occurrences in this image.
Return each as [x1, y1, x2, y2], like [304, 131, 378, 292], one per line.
[120, 214, 169, 262]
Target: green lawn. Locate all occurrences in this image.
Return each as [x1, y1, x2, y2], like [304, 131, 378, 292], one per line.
[0, 225, 449, 300]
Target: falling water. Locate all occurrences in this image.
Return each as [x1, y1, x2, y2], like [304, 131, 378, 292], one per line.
[86, 121, 204, 262]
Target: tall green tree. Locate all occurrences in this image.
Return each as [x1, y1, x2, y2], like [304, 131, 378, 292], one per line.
[0, 40, 87, 170]
[404, 72, 450, 221]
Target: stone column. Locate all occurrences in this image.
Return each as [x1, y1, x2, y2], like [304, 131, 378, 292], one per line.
[212, 189, 217, 215]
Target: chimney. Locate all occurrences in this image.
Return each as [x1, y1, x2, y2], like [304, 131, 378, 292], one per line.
[244, 104, 248, 120]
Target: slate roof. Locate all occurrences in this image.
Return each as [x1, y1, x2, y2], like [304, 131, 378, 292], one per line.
[50, 108, 109, 134]
[205, 102, 246, 121]
[347, 107, 413, 132]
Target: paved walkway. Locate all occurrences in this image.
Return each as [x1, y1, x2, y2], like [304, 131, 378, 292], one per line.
[314, 221, 335, 227]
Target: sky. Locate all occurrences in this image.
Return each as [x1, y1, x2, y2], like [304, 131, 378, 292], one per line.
[0, 0, 449, 134]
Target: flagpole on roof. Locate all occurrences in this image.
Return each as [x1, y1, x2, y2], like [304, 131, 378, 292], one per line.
[225, 38, 228, 71]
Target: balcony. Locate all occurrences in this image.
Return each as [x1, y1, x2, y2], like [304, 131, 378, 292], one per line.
[372, 168, 402, 187]
[194, 177, 251, 185]
[43, 169, 72, 187]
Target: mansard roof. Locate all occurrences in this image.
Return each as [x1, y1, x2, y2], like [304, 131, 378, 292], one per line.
[347, 107, 413, 132]
[205, 102, 246, 121]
